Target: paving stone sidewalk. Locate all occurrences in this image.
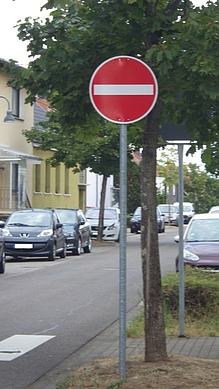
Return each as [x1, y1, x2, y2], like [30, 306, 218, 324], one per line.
[28, 305, 219, 389]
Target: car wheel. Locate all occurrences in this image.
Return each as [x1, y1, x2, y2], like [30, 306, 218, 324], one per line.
[0, 250, 5, 274]
[84, 237, 92, 253]
[115, 234, 120, 242]
[48, 244, 56, 261]
[74, 239, 82, 255]
[60, 241, 67, 258]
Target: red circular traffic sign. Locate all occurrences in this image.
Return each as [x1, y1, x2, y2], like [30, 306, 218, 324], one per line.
[89, 56, 158, 124]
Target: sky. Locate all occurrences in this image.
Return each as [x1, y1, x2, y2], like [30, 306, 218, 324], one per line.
[0, 0, 207, 67]
[0, 0, 49, 67]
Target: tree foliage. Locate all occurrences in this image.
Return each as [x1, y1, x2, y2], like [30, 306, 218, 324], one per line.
[4, 0, 219, 363]
[24, 116, 131, 240]
[114, 158, 141, 214]
[157, 150, 219, 213]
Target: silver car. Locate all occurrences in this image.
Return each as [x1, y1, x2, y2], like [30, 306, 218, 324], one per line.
[86, 207, 120, 241]
[158, 204, 178, 225]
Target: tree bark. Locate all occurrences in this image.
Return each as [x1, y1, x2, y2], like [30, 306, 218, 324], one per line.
[97, 174, 107, 241]
[141, 98, 168, 361]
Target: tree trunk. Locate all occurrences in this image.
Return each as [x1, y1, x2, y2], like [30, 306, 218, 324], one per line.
[141, 98, 167, 361]
[97, 174, 107, 241]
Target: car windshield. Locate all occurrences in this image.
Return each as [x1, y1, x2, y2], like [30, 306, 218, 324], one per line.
[134, 207, 141, 217]
[159, 205, 176, 213]
[210, 208, 219, 214]
[185, 219, 219, 241]
[86, 208, 118, 220]
[183, 205, 192, 212]
[7, 212, 51, 227]
[55, 210, 77, 224]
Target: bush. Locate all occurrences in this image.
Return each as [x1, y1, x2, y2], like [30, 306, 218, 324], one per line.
[162, 267, 219, 318]
[127, 214, 132, 228]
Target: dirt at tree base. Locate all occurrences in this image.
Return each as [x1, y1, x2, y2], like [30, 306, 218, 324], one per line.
[63, 354, 219, 388]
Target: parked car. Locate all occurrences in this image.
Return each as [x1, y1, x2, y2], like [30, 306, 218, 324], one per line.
[158, 204, 178, 225]
[0, 231, 5, 274]
[130, 206, 165, 233]
[85, 207, 120, 241]
[174, 202, 195, 224]
[174, 213, 219, 272]
[2, 209, 66, 261]
[53, 208, 92, 255]
[157, 207, 165, 233]
[209, 206, 219, 214]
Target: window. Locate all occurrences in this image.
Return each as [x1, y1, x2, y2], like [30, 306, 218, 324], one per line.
[78, 210, 86, 223]
[12, 164, 18, 194]
[45, 162, 50, 193]
[35, 164, 41, 192]
[55, 165, 61, 194]
[79, 170, 85, 184]
[64, 166, 69, 194]
[12, 88, 23, 119]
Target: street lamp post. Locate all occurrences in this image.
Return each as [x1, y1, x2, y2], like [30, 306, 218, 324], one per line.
[0, 95, 15, 122]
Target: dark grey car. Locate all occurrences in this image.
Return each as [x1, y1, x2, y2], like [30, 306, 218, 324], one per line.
[2, 209, 66, 261]
[130, 206, 165, 233]
[0, 233, 5, 273]
[53, 208, 92, 255]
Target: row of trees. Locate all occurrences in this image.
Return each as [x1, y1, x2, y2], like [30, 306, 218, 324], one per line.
[4, 0, 219, 363]
[127, 147, 219, 214]
[157, 147, 219, 213]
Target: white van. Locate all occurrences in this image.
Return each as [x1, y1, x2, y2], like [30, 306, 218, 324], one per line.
[158, 204, 178, 225]
[174, 202, 195, 224]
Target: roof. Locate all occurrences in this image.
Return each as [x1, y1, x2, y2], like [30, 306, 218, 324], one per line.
[192, 213, 219, 220]
[209, 206, 219, 213]
[0, 145, 42, 164]
[35, 97, 51, 113]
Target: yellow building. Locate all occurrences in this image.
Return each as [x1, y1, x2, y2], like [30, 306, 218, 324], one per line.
[0, 58, 41, 219]
[0, 59, 86, 218]
[32, 97, 86, 211]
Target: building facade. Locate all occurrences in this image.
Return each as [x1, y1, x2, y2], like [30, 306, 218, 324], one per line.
[32, 97, 86, 211]
[0, 58, 41, 219]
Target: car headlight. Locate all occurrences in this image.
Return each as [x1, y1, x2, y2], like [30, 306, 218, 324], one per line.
[37, 229, 53, 237]
[108, 223, 116, 230]
[2, 229, 12, 237]
[184, 249, 199, 262]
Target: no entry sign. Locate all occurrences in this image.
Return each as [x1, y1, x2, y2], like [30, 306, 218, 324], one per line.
[89, 56, 158, 124]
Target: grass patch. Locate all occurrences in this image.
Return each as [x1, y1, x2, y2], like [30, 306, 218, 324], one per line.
[127, 267, 219, 338]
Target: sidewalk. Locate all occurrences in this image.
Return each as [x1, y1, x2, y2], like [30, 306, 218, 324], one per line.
[28, 305, 219, 389]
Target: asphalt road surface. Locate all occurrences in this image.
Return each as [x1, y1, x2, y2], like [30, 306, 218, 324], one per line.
[0, 226, 178, 389]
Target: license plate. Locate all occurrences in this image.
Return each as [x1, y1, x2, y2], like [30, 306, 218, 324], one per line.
[14, 244, 33, 249]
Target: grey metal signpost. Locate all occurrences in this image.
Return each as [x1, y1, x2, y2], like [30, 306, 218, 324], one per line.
[89, 56, 158, 379]
[119, 123, 127, 377]
[159, 131, 192, 337]
[178, 143, 185, 336]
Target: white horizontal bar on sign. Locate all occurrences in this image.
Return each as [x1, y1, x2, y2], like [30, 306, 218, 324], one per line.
[94, 84, 154, 95]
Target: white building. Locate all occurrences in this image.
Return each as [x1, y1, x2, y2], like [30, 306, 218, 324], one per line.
[86, 170, 114, 208]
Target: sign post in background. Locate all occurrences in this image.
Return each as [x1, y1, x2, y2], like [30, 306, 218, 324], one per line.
[89, 56, 158, 378]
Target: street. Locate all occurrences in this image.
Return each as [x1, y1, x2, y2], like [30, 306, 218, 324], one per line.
[0, 226, 178, 389]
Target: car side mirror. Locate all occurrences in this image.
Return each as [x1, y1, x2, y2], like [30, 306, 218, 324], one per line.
[79, 220, 85, 225]
[0, 220, 5, 228]
[174, 235, 179, 243]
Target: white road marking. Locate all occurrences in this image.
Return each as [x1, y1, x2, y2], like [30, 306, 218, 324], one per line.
[0, 334, 55, 361]
[94, 84, 154, 95]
